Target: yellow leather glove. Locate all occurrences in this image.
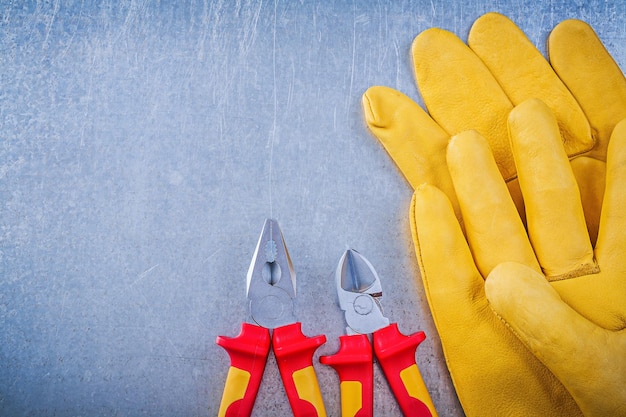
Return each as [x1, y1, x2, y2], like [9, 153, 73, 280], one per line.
[363, 15, 626, 415]
[363, 14, 626, 415]
[462, 99, 624, 416]
[410, 105, 583, 416]
[364, 13, 626, 242]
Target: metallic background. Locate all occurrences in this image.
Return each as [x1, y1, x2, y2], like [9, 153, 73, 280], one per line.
[1, 1, 624, 416]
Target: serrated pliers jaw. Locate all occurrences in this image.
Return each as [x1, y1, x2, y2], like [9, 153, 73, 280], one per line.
[246, 218, 297, 329]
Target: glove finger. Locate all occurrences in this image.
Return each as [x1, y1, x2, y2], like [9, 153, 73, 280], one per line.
[468, 12, 593, 158]
[410, 184, 483, 311]
[596, 119, 626, 266]
[549, 19, 626, 161]
[485, 262, 625, 417]
[446, 130, 539, 277]
[412, 187, 583, 417]
[486, 262, 596, 371]
[362, 86, 460, 219]
[552, 120, 626, 333]
[570, 156, 606, 246]
[411, 28, 516, 181]
[508, 99, 597, 280]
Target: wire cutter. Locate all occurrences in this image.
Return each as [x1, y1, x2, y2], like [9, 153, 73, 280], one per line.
[216, 219, 327, 417]
[320, 249, 437, 417]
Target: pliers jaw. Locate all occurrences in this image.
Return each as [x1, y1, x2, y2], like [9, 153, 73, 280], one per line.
[246, 218, 297, 329]
[336, 249, 389, 335]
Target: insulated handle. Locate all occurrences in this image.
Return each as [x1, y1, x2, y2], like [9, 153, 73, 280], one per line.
[273, 322, 327, 417]
[216, 323, 271, 417]
[373, 323, 437, 417]
[320, 334, 373, 417]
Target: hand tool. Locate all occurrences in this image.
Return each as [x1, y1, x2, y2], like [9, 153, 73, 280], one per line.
[320, 249, 437, 417]
[216, 219, 327, 417]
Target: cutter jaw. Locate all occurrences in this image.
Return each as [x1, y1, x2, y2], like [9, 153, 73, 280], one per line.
[336, 249, 390, 335]
[246, 219, 297, 329]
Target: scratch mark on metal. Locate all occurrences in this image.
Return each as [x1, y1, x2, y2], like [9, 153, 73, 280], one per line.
[42, 0, 60, 54]
[348, 0, 357, 117]
[203, 248, 223, 264]
[166, 336, 183, 358]
[268, 0, 278, 218]
[55, 291, 69, 336]
[132, 264, 160, 286]
[394, 36, 400, 88]
[139, 264, 159, 278]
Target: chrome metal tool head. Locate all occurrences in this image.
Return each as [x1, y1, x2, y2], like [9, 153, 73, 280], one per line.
[246, 219, 297, 329]
[336, 249, 390, 335]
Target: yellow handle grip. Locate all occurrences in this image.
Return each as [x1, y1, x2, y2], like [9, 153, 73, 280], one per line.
[339, 381, 363, 417]
[218, 366, 251, 417]
[400, 364, 438, 417]
[292, 365, 327, 416]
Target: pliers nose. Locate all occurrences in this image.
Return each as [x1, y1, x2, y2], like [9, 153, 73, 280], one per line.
[246, 218, 297, 329]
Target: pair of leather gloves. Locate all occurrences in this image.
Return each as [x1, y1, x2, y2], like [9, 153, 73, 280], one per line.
[362, 12, 626, 417]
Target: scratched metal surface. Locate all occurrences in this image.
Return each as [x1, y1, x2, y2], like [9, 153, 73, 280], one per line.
[1, 1, 625, 416]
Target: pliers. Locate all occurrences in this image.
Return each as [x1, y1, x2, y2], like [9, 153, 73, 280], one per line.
[320, 249, 437, 417]
[216, 219, 327, 417]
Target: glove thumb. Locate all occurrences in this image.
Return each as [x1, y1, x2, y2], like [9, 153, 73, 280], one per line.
[485, 262, 626, 417]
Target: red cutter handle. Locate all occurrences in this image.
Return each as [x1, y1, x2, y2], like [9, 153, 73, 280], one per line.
[320, 334, 373, 417]
[216, 323, 271, 417]
[273, 322, 328, 417]
[373, 323, 437, 417]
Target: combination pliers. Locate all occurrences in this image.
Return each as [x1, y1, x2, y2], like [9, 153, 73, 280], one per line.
[216, 219, 327, 417]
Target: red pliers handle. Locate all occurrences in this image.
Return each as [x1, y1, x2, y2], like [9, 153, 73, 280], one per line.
[217, 322, 327, 417]
[374, 324, 435, 417]
[321, 324, 435, 417]
[320, 334, 372, 417]
[216, 323, 270, 417]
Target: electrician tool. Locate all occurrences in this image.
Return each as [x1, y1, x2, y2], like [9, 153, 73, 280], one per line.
[216, 219, 327, 417]
[320, 249, 437, 417]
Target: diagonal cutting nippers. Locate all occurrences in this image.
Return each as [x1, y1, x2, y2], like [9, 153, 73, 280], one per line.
[320, 249, 437, 417]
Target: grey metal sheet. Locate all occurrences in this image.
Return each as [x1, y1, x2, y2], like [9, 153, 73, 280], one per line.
[1, 1, 624, 416]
